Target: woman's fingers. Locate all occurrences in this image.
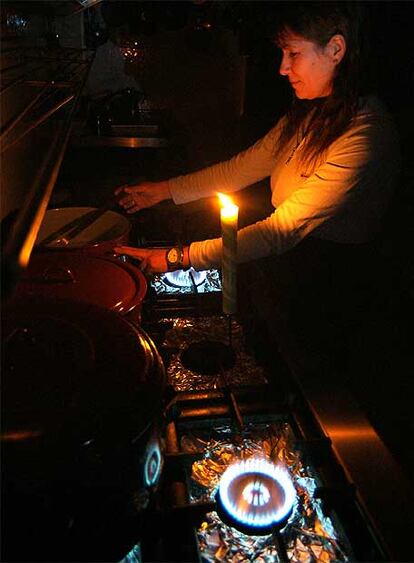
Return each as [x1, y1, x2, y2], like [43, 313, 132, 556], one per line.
[123, 186, 137, 194]
[114, 181, 167, 214]
[113, 246, 168, 274]
[126, 203, 141, 214]
[114, 246, 147, 259]
[117, 195, 141, 213]
[114, 185, 140, 209]
[113, 247, 152, 272]
[114, 185, 128, 196]
[117, 187, 148, 213]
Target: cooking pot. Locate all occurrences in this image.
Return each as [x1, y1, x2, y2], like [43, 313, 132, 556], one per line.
[1, 297, 168, 562]
[36, 207, 130, 253]
[13, 251, 147, 323]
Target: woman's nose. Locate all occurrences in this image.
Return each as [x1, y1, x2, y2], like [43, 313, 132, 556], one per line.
[279, 54, 290, 76]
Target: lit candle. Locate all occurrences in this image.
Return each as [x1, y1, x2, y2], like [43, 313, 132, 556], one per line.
[218, 193, 238, 315]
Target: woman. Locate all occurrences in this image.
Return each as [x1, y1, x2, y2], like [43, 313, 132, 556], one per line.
[114, 2, 400, 375]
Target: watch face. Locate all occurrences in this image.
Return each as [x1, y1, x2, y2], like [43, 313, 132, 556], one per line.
[168, 248, 178, 263]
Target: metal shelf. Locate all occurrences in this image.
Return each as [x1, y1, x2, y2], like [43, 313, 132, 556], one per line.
[1, 45, 94, 299]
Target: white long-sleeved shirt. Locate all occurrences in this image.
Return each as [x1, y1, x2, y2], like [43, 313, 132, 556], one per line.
[168, 96, 400, 270]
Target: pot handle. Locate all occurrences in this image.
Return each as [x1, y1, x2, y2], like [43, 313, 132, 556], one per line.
[163, 384, 180, 422]
[42, 266, 75, 283]
[103, 251, 127, 263]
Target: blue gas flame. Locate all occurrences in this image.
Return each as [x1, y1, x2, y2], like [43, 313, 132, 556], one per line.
[144, 441, 162, 487]
[218, 457, 296, 529]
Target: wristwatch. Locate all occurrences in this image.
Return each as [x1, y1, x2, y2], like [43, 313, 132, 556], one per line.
[166, 245, 184, 271]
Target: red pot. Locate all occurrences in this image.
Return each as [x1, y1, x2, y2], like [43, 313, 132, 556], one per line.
[13, 251, 147, 323]
[36, 207, 131, 254]
[1, 297, 167, 561]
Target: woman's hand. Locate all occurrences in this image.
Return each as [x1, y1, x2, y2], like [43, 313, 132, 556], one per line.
[115, 180, 171, 214]
[114, 246, 168, 273]
[114, 245, 191, 275]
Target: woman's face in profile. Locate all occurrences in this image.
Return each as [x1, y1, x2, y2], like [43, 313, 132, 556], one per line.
[278, 31, 339, 99]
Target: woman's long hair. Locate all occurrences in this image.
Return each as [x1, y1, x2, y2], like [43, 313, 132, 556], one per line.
[274, 2, 372, 172]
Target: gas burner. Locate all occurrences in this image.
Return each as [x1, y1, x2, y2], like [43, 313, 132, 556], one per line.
[163, 268, 207, 289]
[216, 458, 296, 535]
[152, 268, 221, 295]
[144, 440, 162, 487]
[180, 340, 236, 375]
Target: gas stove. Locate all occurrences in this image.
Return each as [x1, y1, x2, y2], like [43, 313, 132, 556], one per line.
[3, 259, 409, 562]
[131, 269, 396, 563]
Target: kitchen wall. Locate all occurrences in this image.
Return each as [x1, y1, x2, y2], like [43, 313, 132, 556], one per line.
[138, 26, 247, 168]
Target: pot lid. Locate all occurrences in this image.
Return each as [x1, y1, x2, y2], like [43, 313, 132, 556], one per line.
[1, 298, 165, 454]
[14, 252, 147, 315]
[36, 207, 130, 249]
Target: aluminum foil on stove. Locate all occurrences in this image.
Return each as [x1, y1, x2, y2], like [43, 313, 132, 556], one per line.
[162, 317, 268, 391]
[180, 422, 352, 562]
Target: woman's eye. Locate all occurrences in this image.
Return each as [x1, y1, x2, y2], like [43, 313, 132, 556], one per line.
[289, 52, 299, 58]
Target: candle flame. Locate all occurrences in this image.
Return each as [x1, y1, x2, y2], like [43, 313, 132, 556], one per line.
[218, 192, 238, 221]
[217, 192, 234, 208]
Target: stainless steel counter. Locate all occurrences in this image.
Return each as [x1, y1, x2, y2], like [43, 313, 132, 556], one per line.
[71, 133, 168, 149]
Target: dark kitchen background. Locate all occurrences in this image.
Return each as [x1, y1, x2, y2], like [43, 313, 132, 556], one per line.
[1, 1, 414, 562]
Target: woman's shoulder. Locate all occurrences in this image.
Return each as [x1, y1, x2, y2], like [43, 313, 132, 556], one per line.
[355, 95, 395, 125]
[328, 96, 400, 164]
[341, 96, 398, 147]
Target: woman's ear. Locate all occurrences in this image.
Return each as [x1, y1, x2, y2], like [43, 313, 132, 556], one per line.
[328, 34, 346, 65]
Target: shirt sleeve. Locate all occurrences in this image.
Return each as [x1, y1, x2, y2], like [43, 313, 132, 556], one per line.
[169, 120, 284, 204]
[189, 117, 390, 270]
